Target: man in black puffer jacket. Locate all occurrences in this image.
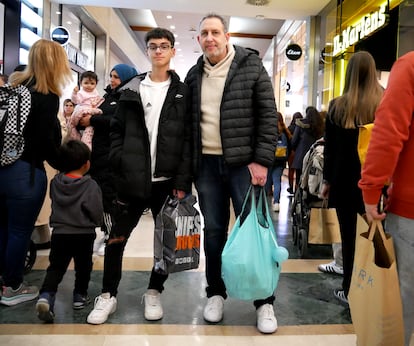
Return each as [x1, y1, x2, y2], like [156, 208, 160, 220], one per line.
[185, 13, 279, 334]
[87, 27, 192, 326]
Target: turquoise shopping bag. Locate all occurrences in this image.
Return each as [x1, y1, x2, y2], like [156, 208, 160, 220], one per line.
[221, 186, 289, 300]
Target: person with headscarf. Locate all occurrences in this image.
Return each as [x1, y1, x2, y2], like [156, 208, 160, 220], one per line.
[78, 64, 138, 255]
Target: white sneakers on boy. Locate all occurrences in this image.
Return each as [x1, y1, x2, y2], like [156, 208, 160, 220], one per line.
[256, 304, 278, 334]
[203, 295, 224, 322]
[143, 289, 163, 321]
[87, 293, 117, 324]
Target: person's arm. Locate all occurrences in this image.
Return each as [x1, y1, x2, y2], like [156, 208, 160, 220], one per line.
[172, 85, 193, 195]
[359, 52, 414, 219]
[252, 58, 279, 168]
[109, 96, 126, 173]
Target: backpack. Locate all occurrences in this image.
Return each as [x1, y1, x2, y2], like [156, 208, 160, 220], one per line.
[274, 132, 289, 161]
[0, 84, 31, 166]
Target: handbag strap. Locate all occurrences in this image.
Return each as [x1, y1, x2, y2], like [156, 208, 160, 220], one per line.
[368, 219, 388, 243]
[240, 184, 254, 215]
[257, 187, 270, 228]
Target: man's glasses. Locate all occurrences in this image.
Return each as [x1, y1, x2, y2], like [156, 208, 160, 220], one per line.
[147, 44, 172, 52]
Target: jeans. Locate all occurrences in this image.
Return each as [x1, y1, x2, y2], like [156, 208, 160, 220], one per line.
[41, 233, 95, 295]
[385, 213, 414, 346]
[195, 155, 275, 307]
[102, 180, 172, 296]
[0, 160, 47, 288]
[265, 161, 285, 204]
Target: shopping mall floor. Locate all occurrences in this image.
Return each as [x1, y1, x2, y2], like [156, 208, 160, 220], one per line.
[0, 178, 359, 346]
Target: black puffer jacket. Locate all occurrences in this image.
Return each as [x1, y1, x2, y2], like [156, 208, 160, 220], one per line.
[88, 84, 121, 211]
[109, 71, 192, 200]
[185, 45, 278, 175]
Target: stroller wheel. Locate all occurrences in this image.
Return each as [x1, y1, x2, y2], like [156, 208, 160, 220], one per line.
[297, 228, 308, 258]
[24, 240, 37, 274]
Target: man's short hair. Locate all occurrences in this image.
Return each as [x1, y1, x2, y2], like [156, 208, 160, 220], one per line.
[199, 13, 228, 33]
[59, 140, 91, 173]
[145, 27, 175, 47]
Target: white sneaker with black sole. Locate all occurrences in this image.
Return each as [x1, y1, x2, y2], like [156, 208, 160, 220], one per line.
[318, 261, 344, 275]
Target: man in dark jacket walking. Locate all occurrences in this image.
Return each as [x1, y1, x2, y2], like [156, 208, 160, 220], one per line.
[185, 13, 279, 334]
[87, 27, 192, 325]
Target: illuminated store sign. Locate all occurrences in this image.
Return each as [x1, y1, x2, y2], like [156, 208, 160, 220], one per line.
[333, 4, 387, 56]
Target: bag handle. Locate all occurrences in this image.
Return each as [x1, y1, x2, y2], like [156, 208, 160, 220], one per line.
[257, 187, 270, 228]
[368, 219, 388, 243]
[238, 185, 256, 226]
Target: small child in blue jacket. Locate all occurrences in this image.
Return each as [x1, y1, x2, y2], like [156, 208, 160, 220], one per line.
[36, 140, 103, 323]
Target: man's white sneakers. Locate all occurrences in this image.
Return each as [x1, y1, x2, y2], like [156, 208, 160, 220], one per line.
[256, 304, 278, 334]
[203, 295, 224, 322]
[87, 293, 117, 324]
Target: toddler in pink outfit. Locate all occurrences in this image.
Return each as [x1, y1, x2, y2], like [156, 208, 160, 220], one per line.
[70, 71, 104, 149]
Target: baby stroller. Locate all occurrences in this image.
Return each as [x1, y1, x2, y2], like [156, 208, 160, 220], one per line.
[291, 138, 325, 258]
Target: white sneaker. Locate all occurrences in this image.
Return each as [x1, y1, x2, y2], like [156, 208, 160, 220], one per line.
[318, 261, 344, 275]
[272, 203, 280, 212]
[86, 293, 117, 325]
[203, 295, 224, 322]
[143, 289, 163, 321]
[257, 304, 278, 334]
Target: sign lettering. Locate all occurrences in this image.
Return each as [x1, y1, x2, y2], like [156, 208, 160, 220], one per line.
[333, 4, 387, 56]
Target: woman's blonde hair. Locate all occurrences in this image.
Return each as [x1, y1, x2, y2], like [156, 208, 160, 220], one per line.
[9, 39, 72, 96]
[331, 51, 383, 129]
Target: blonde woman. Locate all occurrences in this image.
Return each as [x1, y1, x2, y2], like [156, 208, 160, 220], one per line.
[0, 39, 72, 306]
[321, 51, 383, 305]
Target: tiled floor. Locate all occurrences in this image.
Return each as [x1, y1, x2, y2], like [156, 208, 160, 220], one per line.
[0, 178, 359, 345]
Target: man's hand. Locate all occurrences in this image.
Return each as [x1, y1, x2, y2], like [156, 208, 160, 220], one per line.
[364, 203, 386, 223]
[248, 162, 268, 186]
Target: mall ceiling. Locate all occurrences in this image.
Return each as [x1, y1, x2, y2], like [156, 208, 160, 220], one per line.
[55, 0, 331, 78]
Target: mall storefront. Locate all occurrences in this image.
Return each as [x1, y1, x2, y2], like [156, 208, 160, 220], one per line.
[316, 0, 414, 111]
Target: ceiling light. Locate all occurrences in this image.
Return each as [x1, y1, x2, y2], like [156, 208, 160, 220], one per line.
[246, 0, 270, 6]
[166, 15, 172, 19]
[170, 25, 175, 30]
